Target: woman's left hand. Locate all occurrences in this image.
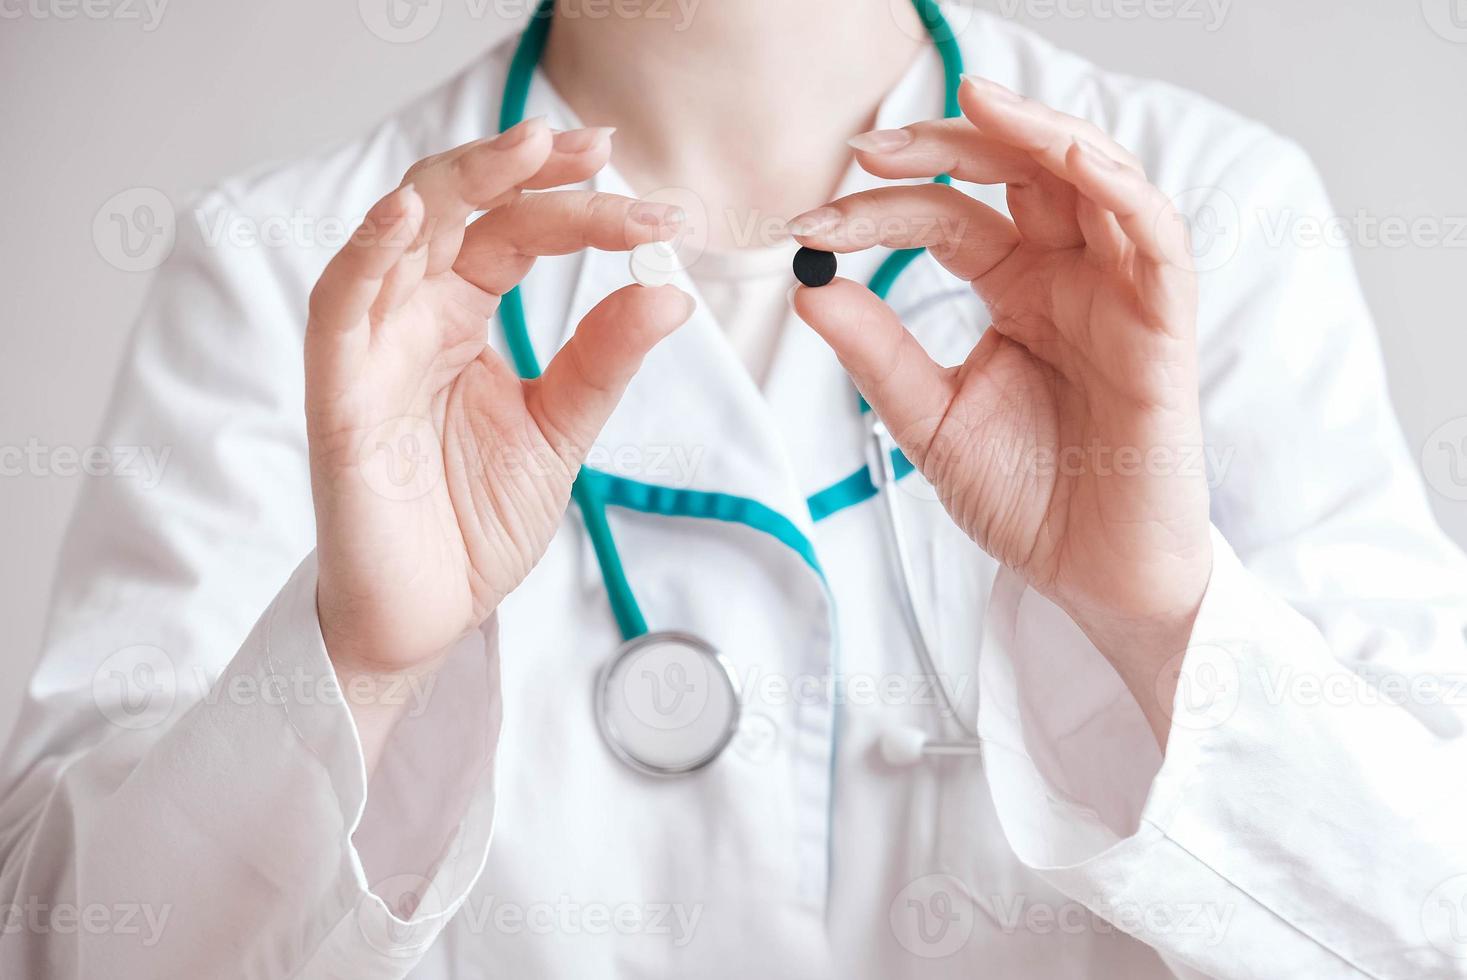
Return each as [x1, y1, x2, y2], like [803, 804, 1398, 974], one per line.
[791, 76, 1213, 743]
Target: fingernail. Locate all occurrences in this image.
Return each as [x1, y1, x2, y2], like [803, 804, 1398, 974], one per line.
[498, 115, 548, 147]
[786, 284, 801, 312]
[384, 185, 426, 251]
[1073, 138, 1122, 169]
[553, 126, 616, 153]
[848, 129, 914, 154]
[389, 183, 422, 238]
[630, 202, 685, 228]
[962, 74, 1024, 104]
[674, 286, 697, 320]
[787, 207, 841, 237]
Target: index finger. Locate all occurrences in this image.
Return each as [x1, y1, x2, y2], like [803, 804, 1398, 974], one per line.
[456, 190, 687, 296]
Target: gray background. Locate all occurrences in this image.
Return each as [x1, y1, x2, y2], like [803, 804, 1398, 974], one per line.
[2, 0, 1465, 735]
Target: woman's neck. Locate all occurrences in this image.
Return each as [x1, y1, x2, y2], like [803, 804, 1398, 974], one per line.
[542, 0, 926, 249]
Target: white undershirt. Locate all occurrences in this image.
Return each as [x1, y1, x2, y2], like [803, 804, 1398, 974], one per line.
[684, 240, 800, 389]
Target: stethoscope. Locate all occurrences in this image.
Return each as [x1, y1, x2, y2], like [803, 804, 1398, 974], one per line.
[498, 0, 982, 777]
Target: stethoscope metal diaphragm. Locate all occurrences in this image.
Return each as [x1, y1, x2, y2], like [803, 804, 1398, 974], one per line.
[595, 631, 743, 777]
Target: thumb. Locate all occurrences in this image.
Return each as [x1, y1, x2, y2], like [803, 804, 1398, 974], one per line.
[792, 278, 954, 449]
[527, 283, 696, 459]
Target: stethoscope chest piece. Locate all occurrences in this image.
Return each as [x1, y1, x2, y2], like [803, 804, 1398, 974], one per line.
[595, 631, 742, 777]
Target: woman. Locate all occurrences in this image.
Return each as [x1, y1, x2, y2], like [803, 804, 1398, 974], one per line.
[4, 0, 1465, 976]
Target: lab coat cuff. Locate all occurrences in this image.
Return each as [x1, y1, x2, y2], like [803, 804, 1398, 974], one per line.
[1137, 525, 1275, 829]
[976, 525, 1276, 859]
[976, 527, 1387, 975]
[259, 550, 367, 823]
[976, 527, 1282, 856]
[259, 552, 503, 970]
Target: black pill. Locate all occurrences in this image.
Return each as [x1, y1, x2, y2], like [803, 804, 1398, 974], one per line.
[793, 247, 838, 288]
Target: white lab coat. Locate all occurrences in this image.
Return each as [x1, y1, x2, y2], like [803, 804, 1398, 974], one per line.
[4, 8, 1466, 979]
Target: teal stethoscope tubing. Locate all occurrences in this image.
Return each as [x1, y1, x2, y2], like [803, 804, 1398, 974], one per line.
[497, 0, 966, 643]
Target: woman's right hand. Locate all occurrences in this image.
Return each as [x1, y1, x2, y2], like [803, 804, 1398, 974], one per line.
[305, 118, 692, 686]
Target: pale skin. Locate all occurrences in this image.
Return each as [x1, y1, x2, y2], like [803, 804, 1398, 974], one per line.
[307, 0, 1210, 773]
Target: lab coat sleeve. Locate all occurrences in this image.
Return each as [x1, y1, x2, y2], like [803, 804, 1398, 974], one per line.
[0, 187, 503, 978]
[975, 135, 1467, 979]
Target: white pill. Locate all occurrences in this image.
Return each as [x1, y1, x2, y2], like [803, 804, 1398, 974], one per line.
[629, 241, 682, 288]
